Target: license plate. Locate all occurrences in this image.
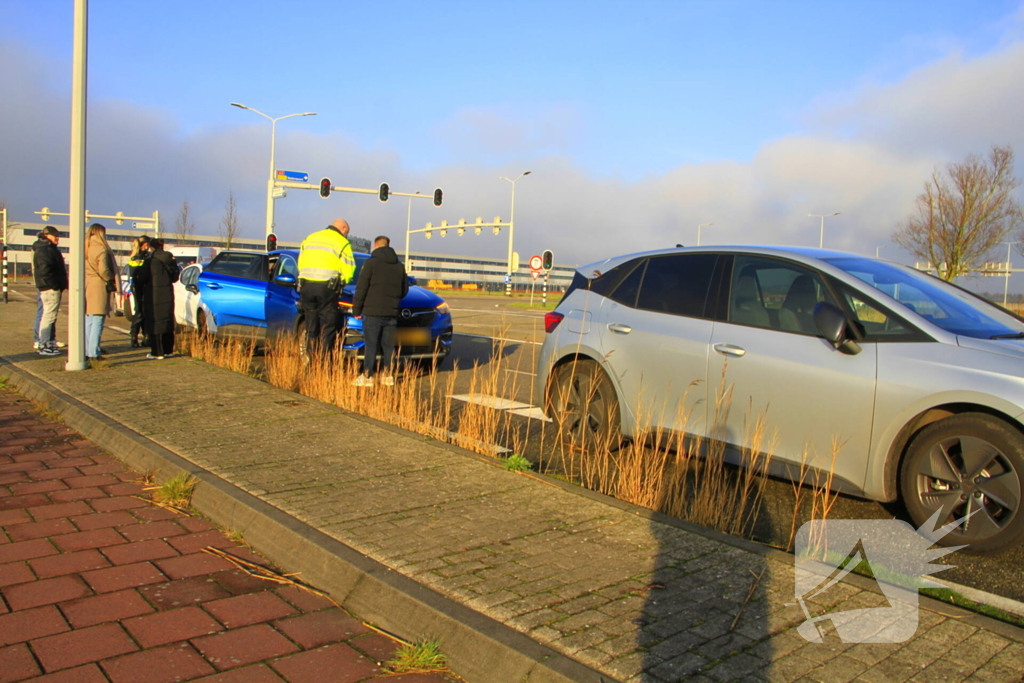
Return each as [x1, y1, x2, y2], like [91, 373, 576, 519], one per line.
[395, 328, 430, 346]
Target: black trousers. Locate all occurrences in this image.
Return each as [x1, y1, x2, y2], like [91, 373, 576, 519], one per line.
[151, 331, 174, 357]
[299, 280, 339, 356]
[130, 292, 146, 341]
[362, 315, 397, 377]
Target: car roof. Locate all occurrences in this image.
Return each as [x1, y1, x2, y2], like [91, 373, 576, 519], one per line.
[577, 245, 869, 276]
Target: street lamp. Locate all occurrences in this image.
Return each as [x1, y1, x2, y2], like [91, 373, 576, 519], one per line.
[697, 222, 714, 247]
[875, 245, 887, 258]
[498, 171, 531, 296]
[231, 103, 316, 238]
[807, 212, 840, 249]
[1000, 241, 1020, 307]
[404, 191, 423, 267]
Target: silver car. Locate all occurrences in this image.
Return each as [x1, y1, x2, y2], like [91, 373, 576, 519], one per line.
[536, 246, 1024, 552]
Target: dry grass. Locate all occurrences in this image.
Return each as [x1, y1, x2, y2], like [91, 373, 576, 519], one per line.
[177, 325, 842, 546]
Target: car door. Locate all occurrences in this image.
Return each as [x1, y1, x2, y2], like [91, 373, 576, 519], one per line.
[197, 252, 269, 338]
[597, 253, 718, 438]
[175, 265, 201, 328]
[265, 253, 301, 338]
[706, 254, 877, 491]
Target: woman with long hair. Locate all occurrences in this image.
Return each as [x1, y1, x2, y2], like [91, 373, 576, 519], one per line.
[84, 223, 120, 361]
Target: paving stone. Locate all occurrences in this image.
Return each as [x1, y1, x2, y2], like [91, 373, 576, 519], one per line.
[101, 538, 180, 565]
[20, 663, 109, 682]
[102, 642, 216, 683]
[140, 576, 232, 610]
[49, 487, 107, 503]
[31, 622, 138, 672]
[204, 591, 297, 629]
[0, 560, 34, 588]
[270, 642, 381, 683]
[0, 605, 69, 646]
[70, 510, 138, 531]
[123, 605, 223, 648]
[193, 623, 300, 670]
[273, 610, 370, 649]
[51, 527, 125, 553]
[274, 585, 337, 613]
[29, 548, 110, 579]
[89, 496, 148, 512]
[191, 664, 287, 682]
[60, 588, 154, 628]
[0, 642, 42, 682]
[26, 500, 91, 520]
[0, 537, 57, 564]
[3, 574, 91, 610]
[6, 517, 75, 542]
[82, 561, 167, 593]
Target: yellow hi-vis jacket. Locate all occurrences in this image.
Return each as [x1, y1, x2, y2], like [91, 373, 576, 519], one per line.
[297, 227, 356, 284]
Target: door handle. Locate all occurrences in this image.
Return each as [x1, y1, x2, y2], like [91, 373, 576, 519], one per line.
[714, 343, 746, 357]
[265, 293, 272, 299]
[608, 323, 632, 334]
[207, 283, 222, 289]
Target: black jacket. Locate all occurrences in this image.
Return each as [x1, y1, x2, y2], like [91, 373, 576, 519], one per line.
[137, 249, 179, 335]
[32, 237, 68, 291]
[353, 246, 409, 318]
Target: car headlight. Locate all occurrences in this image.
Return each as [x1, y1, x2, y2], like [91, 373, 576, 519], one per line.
[435, 302, 451, 316]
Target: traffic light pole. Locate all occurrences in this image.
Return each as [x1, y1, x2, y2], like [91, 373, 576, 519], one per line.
[1, 207, 7, 304]
[67, 0, 88, 371]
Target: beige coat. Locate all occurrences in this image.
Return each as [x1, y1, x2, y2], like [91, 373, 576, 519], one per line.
[85, 235, 120, 316]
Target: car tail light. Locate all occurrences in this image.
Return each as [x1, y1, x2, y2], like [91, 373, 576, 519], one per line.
[544, 312, 564, 333]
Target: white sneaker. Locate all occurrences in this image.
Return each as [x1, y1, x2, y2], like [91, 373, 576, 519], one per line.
[55, 341, 67, 348]
[351, 374, 374, 387]
[38, 345, 60, 357]
[33, 341, 41, 350]
[379, 374, 395, 386]
[146, 353, 165, 360]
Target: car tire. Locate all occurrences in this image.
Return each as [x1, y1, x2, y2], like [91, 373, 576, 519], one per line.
[548, 359, 621, 487]
[900, 413, 1024, 554]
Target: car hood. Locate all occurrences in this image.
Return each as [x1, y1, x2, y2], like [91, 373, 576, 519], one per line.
[341, 283, 445, 308]
[957, 335, 1024, 361]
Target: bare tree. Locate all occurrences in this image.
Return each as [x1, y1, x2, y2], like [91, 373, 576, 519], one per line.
[893, 145, 1023, 281]
[218, 190, 240, 249]
[174, 199, 196, 245]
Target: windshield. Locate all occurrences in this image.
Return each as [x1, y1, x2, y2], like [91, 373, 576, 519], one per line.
[824, 257, 1024, 339]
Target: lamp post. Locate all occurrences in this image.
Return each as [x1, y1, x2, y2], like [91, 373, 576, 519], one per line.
[875, 245, 887, 258]
[807, 212, 840, 249]
[697, 222, 714, 247]
[230, 103, 316, 238]
[1000, 241, 1020, 307]
[404, 191, 422, 268]
[499, 171, 531, 296]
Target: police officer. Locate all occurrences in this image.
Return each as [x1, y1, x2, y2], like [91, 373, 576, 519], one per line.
[297, 218, 356, 357]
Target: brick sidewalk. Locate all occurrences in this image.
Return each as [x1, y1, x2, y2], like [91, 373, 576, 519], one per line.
[0, 387, 459, 683]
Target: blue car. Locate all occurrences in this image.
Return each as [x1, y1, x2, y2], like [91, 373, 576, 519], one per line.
[196, 249, 453, 366]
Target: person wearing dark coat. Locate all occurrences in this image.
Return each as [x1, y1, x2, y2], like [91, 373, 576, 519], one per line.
[351, 236, 409, 387]
[135, 238, 179, 359]
[32, 226, 68, 356]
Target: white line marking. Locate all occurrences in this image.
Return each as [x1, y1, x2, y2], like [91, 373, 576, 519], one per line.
[454, 332, 541, 346]
[503, 368, 536, 376]
[449, 307, 542, 319]
[448, 393, 552, 422]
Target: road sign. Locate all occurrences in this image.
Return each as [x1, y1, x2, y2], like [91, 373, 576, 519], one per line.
[531, 271, 539, 281]
[529, 254, 543, 272]
[133, 222, 155, 230]
[276, 170, 308, 182]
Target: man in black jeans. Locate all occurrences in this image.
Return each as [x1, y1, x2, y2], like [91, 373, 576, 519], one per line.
[352, 235, 408, 387]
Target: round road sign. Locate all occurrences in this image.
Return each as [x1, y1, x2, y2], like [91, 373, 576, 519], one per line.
[529, 254, 543, 272]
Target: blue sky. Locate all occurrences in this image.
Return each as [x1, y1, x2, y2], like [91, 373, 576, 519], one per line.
[2, 0, 1024, 272]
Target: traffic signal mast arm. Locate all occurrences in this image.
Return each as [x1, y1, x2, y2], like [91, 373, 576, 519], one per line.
[276, 180, 441, 203]
[35, 208, 161, 234]
[408, 217, 509, 237]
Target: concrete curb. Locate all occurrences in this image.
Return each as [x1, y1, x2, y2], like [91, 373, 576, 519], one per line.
[0, 359, 615, 683]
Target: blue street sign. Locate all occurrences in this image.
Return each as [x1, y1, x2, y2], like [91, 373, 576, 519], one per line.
[276, 170, 309, 182]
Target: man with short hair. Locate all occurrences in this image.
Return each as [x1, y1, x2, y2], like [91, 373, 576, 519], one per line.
[352, 235, 408, 387]
[297, 218, 356, 357]
[32, 226, 67, 356]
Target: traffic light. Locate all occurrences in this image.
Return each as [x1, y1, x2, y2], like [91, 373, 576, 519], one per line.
[542, 249, 553, 271]
[379, 183, 389, 202]
[266, 233, 278, 252]
[433, 188, 443, 207]
[319, 177, 332, 198]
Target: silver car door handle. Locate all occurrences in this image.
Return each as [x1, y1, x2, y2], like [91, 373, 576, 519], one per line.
[608, 323, 632, 334]
[714, 343, 746, 357]
[207, 283, 222, 289]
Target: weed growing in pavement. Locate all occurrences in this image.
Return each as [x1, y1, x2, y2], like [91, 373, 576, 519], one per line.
[385, 639, 448, 673]
[151, 473, 198, 508]
[503, 453, 532, 472]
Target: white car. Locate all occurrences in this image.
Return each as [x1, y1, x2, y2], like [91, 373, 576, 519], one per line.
[173, 263, 216, 334]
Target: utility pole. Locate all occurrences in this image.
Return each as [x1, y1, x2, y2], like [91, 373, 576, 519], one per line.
[499, 171, 531, 296]
[67, 0, 88, 371]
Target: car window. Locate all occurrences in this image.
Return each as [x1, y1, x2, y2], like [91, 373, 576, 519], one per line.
[589, 259, 643, 298]
[727, 256, 836, 334]
[180, 266, 198, 287]
[636, 254, 717, 318]
[825, 257, 1024, 339]
[206, 253, 265, 281]
[274, 255, 298, 279]
[835, 283, 918, 340]
[608, 259, 647, 307]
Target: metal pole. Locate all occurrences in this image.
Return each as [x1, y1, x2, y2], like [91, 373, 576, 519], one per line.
[542, 271, 548, 307]
[507, 181, 515, 296]
[2, 207, 7, 304]
[1004, 241, 1016, 308]
[697, 222, 713, 247]
[266, 118, 277, 238]
[404, 193, 418, 267]
[67, 0, 88, 371]
[819, 216, 824, 248]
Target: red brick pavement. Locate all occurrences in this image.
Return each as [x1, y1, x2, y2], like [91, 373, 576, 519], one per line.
[0, 387, 459, 683]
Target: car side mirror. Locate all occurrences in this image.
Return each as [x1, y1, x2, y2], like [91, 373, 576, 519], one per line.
[407, 275, 417, 286]
[813, 302, 861, 355]
[274, 273, 298, 288]
[185, 284, 199, 294]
